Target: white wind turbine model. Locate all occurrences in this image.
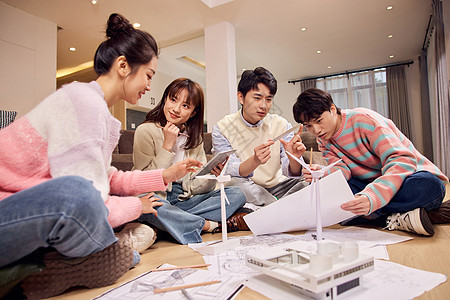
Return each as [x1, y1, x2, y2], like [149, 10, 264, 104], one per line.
[287, 152, 342, 241]
[196, 159, 240, 255]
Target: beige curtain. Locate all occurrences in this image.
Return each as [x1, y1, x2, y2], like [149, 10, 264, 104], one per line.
[418, 50, 434, 161]
[386, 65, 411, 139]
[432, 0, 450, 176]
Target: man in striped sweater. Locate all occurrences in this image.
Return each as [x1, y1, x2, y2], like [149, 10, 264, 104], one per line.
[293, 88, 449, 236]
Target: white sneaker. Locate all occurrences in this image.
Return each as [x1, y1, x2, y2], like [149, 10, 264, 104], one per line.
[384, 208, 434, 236]
[116, 223, 157, 253]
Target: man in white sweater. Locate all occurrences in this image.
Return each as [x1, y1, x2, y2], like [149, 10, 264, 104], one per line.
[212, 67, 308, 207]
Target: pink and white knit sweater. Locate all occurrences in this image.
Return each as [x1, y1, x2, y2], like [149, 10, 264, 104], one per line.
[0, 81, 167, 228]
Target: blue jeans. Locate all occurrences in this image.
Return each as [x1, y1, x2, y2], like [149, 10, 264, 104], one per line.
[345, 171, 445, 226]
[138, 183, 245, 244]
[0, 176, 117, 267]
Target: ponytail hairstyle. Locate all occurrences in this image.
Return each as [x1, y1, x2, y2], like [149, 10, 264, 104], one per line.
[94, 13, 159, 76]
[144, 78, 205, 150]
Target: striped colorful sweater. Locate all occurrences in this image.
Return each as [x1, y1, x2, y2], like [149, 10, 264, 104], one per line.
[0, 81, 167, 228]
[319, 108, 448, 214]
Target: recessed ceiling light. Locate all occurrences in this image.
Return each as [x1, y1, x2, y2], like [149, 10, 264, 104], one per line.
[386, 5, 393, 10]
[387, 34, 394, 39]
[242, 68, 246, 71]
[389, 55, 395, 58]
[91, 0, 98, 4]
[316, 50, 322, 54]
[69, 47, 76, 52]
[300, 27, 307, 32]
[133, 23, 141, 28]
[328, 66, 332, 69]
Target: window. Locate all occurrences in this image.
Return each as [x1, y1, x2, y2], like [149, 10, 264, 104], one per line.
[316, 69, 388, 117]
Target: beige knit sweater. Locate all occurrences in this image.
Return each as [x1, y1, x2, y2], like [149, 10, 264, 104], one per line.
[133, 122, 216, 200]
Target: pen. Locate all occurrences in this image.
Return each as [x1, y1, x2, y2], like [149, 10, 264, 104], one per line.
[153, 280, 221, 293]
[149, 264, 211, 272]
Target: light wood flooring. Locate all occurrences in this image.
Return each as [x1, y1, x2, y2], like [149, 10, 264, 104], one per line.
[49, 184, 450, 300]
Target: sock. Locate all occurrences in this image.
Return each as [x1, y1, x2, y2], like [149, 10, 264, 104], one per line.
[205, 221, 219, 232]
[131, 250, 141, 268]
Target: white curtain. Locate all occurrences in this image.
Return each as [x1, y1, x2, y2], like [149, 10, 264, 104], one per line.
[316, 69, 388, 117]
[300, 79, 316, 92]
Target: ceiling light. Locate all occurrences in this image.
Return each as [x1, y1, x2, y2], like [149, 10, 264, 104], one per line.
[387, 34, 394, 38]
[133, 23, 141, 28]
[316, 50, 322, 54]
[300, 27, 307, 32]
[389, 55, 394, 58]
[386, 5, 393, 10]
[91, 0, 98, 4]
[201, 0, 234, 8]
[328, 66, 332, 69]
[69, 47, 76, 52]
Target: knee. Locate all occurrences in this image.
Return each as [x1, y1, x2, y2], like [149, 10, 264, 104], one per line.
[409, 172, 445, 194]
[50, 176, 106, 218]
[226, 187, 246, 206]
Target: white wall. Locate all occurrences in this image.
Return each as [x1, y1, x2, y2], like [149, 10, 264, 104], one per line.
[126, 71, 175, 112]
[0, 2, 56, 118]
[271, 81, 300, 126]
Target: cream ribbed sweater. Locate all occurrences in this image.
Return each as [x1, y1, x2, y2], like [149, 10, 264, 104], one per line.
[217, 111, 288, 188]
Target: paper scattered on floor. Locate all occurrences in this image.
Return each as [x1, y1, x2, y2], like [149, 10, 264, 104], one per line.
[94, 264, 245, 300]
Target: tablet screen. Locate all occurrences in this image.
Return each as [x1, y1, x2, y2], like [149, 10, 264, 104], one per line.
[192, 149, 236, 178]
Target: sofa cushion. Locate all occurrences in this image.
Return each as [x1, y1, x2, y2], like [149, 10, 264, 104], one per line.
[118, 130, 135, 154]
[203, 133, 212, 155]
[0, 110, 17, 129]
[111, 153, 133, 171]
[301, 132, 319, 151]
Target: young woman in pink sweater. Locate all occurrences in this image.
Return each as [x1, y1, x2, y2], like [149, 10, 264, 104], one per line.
[0, 13, 201, 299]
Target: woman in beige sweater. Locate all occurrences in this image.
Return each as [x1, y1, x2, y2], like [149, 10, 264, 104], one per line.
[133, 78, 246, 244]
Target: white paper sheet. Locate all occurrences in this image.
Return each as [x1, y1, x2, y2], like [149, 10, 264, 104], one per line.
[244, 171, 355, 235]
[245, 260, 447, 300]
[305, 227, 412, 247]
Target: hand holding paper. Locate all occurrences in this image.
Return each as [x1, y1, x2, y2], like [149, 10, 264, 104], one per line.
[341, 194, 371, 215]
[243, 170, 355, 235]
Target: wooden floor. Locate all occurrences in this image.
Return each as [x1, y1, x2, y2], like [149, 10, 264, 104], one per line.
[50, 186, 450, 300]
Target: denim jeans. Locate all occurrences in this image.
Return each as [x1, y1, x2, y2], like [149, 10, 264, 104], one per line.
[345, 171, 445, 226]
[0, 176, 117, 268]
[138, 183, 245, 244]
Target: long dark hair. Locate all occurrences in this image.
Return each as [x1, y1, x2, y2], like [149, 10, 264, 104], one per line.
[144, 78, 204, 150]
[94, 13, 159, 76]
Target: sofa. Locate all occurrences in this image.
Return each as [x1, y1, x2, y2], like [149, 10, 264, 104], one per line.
[111, 130, 325, 171]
